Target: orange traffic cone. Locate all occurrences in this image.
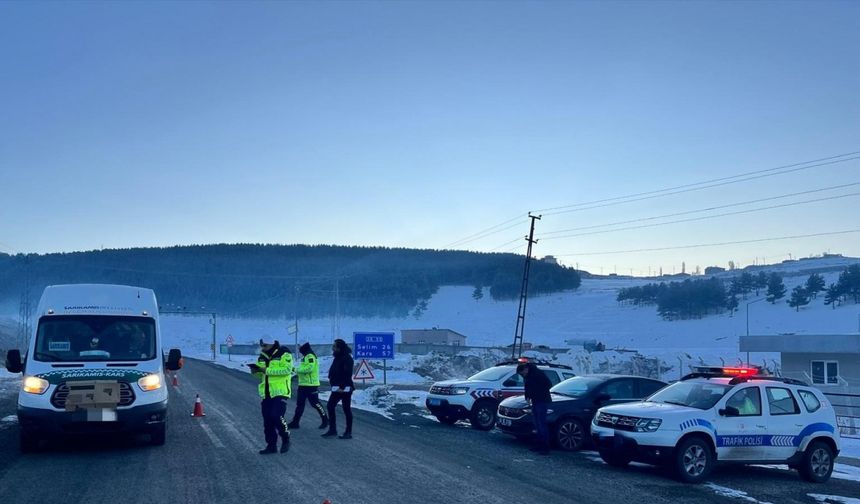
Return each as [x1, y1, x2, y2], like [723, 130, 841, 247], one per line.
[171, 373, 179, 387]
[191, 394, 206, 417]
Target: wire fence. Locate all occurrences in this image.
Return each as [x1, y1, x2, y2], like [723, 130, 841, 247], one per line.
[826, 392, 860, 439]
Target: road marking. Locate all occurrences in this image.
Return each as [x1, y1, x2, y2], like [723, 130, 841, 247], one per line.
[214, 416, 259, 451]
[199, 421, 226, 448]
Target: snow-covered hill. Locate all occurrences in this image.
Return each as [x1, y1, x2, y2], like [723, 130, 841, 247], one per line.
[159, 256, 860, 380]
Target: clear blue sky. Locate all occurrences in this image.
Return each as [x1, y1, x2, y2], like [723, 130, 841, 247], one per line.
[1, 1, 858, 275]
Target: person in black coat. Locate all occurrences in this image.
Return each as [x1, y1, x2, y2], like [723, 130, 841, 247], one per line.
[517, 362, 553, 454]
[322, 338, 355, 439]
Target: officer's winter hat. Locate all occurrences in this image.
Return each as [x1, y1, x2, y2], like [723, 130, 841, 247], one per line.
[299, 342, 312, 355]
[259, 339, 280, 352]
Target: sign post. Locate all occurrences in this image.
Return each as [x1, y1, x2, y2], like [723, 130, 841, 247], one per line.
[353, 359, 375, 387]
[353, 332, 395, 385]
[288, 323, 298, 361]
[225, 334, 234, 361]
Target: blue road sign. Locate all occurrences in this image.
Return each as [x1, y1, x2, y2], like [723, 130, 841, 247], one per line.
[353, 332, 395, 360]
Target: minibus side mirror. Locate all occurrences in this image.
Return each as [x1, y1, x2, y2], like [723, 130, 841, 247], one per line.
[5, 349, 23, 374]
[165, 348, 183, 371]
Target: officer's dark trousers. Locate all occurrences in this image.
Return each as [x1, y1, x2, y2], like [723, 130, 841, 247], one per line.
[292, 386, 327, 423]
[261, 396, 289, 448]
[533, 401, 550, 450]
[327, 391, 353, 434]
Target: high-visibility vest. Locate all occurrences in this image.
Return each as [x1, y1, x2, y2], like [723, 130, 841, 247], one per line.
[297, 353, 321, 387]
[253, 350, 293, 398]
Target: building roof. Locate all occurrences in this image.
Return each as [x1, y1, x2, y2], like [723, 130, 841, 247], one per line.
[740, 334, 860, 353]
[402, 328, 466, 338]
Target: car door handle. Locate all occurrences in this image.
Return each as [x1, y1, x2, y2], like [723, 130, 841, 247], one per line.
[756, 425, 766, 429]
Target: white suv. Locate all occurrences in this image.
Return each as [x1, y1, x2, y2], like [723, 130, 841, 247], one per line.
[591, 367, 841, 483]
[426, 359, 575, 430]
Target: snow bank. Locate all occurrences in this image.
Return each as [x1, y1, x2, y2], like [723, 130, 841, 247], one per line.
[0, 369, 20, 394]
[319, 386, 427, 420]
[809, 494, 860, 504]
[840, 437, 860, 460]
[705, 483, 774, 504]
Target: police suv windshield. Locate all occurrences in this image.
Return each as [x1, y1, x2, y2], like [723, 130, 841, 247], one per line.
[469, 367, 512, 382]
[34, 315, 157, 362]
[646, 381, 732, 410]
[551, 376, 603, 397]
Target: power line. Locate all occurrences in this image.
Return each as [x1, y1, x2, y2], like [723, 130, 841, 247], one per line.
[443, 213, 528, 248]
[541, 181, 860, 236]
[538, 154, 860, 217]
[453, 150, 859, 251]
[556, 229, 860, 257]
[541, 191, 860, 241]
[534, 150, 860, 214]
[489, 236, 526, 252]
[504, 243, 527, 254]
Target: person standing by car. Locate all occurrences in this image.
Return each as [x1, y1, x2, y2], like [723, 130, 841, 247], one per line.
[517, 362, 552, 455]
[288, 342, 328, 429]
[249, 339, 293, 454]
[322, 338, 354, 439]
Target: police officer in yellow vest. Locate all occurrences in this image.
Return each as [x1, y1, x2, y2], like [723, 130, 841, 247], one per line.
[249, 339, 293, 454]
[288, 342, 329, 430]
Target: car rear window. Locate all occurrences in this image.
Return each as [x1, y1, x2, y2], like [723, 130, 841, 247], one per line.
[541, 369, 561, 386]
[469, 367, 511, 382]
[797, 389, 822, 413]
[638, 379, 666, 397]
[766, 387, 800, 415]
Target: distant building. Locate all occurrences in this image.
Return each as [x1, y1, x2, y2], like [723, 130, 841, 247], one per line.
[704, 266, 726, 275]
[401, 328, 467, 346]
[740, 333, 860, 418]
[541, 255, 559, 265]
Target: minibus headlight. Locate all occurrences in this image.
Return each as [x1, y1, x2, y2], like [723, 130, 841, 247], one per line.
[138, 374, 162, 391]
[23, 376, 49, 395]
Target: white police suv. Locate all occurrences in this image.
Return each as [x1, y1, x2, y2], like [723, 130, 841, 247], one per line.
[426, 359, 575, 430]
[591, 367, 841, 483]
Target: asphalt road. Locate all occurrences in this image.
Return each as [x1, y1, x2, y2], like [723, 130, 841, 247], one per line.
[0, 359, 858, 504]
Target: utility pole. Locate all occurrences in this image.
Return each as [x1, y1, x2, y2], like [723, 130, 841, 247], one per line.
[160, 309, 217, 360]
[332, 278, 340, 342]
[17, 255, 32, 349]
[511, 213, 541, 359]
[745, 297, 766, 365]
[210, 313, 217, 361]
[294, 285, 300, 357]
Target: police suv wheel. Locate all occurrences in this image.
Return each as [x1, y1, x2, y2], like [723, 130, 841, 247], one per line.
[674, 437, 713, 483]
[555, 418, 585, 451]
[598, 448, 631, 468]
[799, 440, 834, 483]
[470, 401, 496, 431]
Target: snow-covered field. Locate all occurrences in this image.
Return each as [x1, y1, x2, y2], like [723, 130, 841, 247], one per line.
[159, 256, 860, 383]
